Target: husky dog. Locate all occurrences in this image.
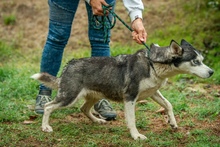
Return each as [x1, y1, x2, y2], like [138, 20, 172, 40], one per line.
[31, 39, 213, 140]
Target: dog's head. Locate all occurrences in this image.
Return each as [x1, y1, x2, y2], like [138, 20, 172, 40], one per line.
[149, 39, 214, 78]
[174, 39, 214, 78]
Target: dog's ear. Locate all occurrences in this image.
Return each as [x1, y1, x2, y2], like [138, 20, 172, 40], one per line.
[150, 43, 155, 48]
[181, 39, 190, 46]
[150, 43, 160, 48]
[170, 40, 183, 56]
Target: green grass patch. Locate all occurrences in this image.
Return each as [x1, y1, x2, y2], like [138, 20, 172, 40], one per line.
[1, 41, 219, 146]
[3, 14, 16, 25]
[1, 32, 220, 146]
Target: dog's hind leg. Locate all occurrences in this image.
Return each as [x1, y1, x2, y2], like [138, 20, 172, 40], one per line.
[151, 90, 178, 129]
[42, 100, 62, 132]
[124, 100, 147, 140]
[80, 96, 106, 124]
[42, 86, 87, 132]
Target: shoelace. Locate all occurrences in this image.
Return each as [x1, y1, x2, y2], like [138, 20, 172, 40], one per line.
[38, 95, 51, 107]
[97, 99, 113, 111]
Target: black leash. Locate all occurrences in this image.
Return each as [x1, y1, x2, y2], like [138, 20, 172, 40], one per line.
[92, 5, 151, 50]
[92, 5, 155, 70]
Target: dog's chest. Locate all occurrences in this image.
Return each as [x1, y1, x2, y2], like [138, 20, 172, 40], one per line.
[137, 78, 167, 100]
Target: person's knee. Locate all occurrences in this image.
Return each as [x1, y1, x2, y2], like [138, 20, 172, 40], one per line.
[90, 40, 110, 57]
[47, 24, 71, 46]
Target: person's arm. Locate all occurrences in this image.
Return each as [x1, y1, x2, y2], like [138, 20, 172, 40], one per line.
[123, 0, 147, 44]
[122, 0, 144, 22]
[86, 0, 147, 44]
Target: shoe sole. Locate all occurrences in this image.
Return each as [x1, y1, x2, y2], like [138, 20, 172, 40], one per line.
[93, 109, 116, 121]
[35, 109, 44, 114]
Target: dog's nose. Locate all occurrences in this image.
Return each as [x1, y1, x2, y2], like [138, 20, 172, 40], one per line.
[209, 70, 214, 76]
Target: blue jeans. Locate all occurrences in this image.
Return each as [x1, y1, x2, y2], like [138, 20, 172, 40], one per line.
[40, 0, 115, 91]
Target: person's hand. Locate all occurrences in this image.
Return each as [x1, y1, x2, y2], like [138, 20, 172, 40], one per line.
[131, 18, 147, 44]
[90, 0, 109, 16]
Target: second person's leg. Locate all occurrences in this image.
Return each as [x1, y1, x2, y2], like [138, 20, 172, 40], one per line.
[85, 0, 117, 120]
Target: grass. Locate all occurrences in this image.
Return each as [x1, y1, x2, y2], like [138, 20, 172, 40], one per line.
[3, 14, 16, 25]
[0, 0, 220, 146]
[0, 40, 220, 146]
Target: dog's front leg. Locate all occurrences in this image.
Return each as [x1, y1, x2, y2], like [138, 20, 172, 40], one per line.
[151, 90, 178, 129]
[124, 100, 147, 140]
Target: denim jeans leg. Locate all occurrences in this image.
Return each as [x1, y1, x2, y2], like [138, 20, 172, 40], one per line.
[39, 0, 80, 91]
[85, 0, 116, 57]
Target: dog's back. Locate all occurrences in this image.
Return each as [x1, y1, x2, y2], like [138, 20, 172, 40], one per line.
[59, 50, 153, 102]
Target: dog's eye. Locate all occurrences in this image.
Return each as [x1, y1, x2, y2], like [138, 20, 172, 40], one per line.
[191, 59, 201, 66]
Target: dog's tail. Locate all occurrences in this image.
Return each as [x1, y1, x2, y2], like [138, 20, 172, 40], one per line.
[31, 73, 59, 89]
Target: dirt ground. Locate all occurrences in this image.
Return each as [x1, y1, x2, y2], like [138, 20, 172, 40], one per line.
[0, 0, 173, 51]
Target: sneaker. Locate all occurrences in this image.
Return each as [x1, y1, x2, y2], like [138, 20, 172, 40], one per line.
[35, 90, 52, 114]
[94, 99, 117, 121]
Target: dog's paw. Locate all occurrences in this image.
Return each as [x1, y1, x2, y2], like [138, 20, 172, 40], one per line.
[132, 133, 147, 140]
[94, 118, 106, 124]
[42, 125, 53, 132]
[170, 124, 178, 130]
[164, 115, 178, 130]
